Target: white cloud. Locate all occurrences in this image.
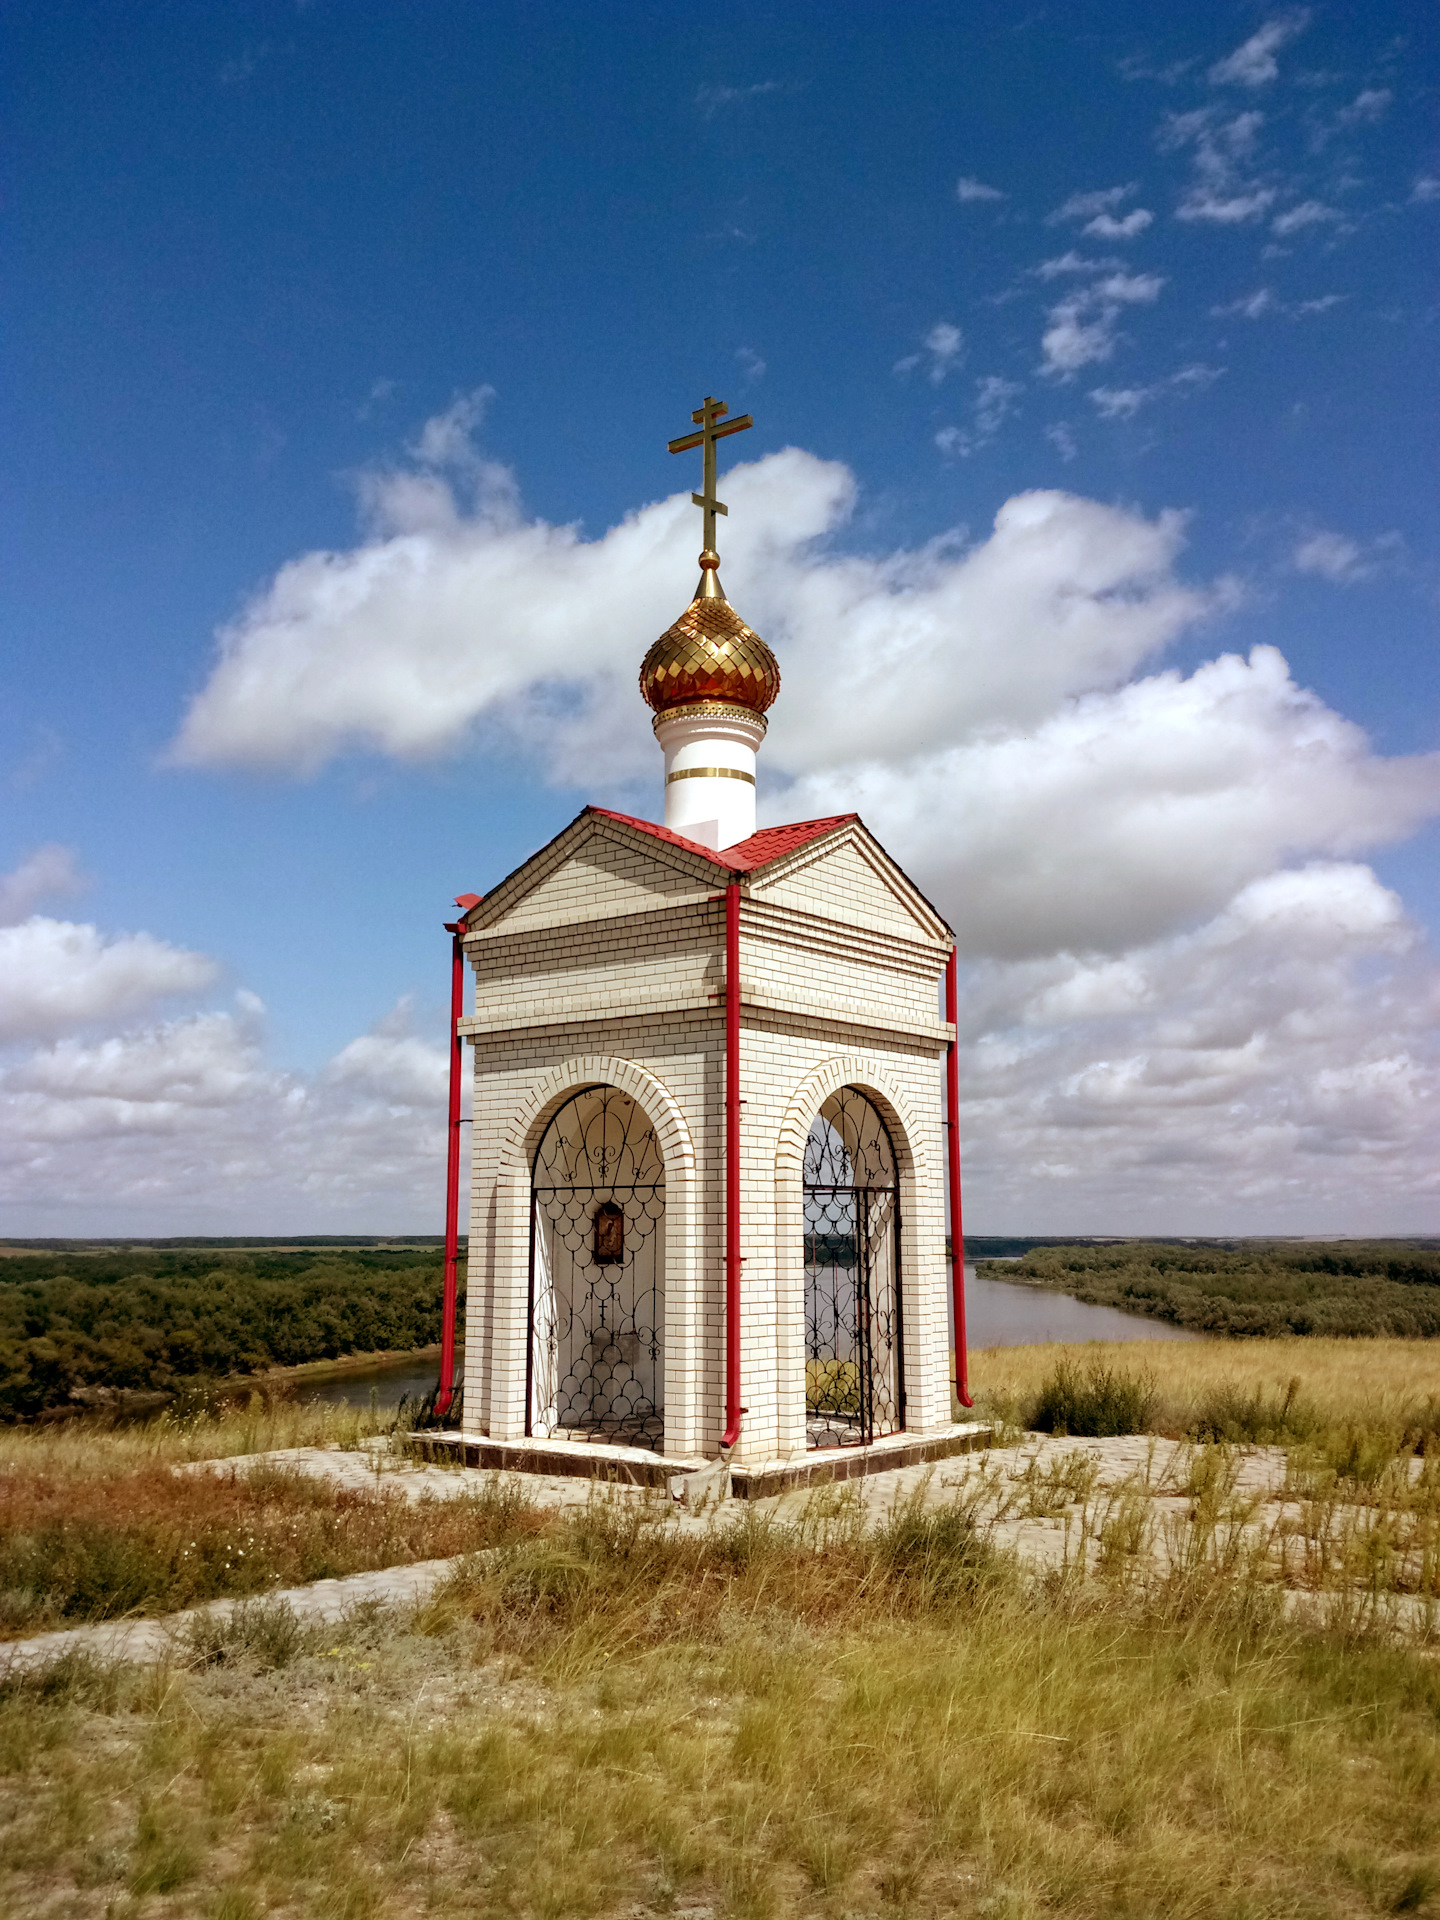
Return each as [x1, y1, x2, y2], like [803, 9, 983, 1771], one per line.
[1178, 186, 1277, 224]
[1412, 176, 1440, 204]
[151, 427, 1440, 1232]
[1033, 251, 1121, 279]
[1292, 528, 1400, 584]
[935, 376, 1024, 459]
[695, 80, 785, 117]
[735, 345, 766, 384]
[1293, 294, 1344, 315]
[956, 176, 1006, 202]
[1044, 422, 1078, 462]
[1048, 184, 1154, 243]
[0, 1001, 454, 1232]
[896, 322, 965, 383]
[1038, 272, 1164, 378]
[1163, 106, 1277, 223]
[1335, 87, 1391, 127]
[0, 845, 86, 926]
[1084, 208, 1154, 239]
[1048, 184, 1137, 223]
[1272, 198, 1342, 235]
[0, 916, 218, 1044]
[1208, 13, 1309, 89]
[776, 646, 1440, 960]
[1212, 288, 1276, 318]
[1088, 363, 1224, 417]
[952, 861, 1440, 1233]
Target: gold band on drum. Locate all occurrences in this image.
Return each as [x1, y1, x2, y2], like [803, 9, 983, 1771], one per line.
[665, 765, 756, 786]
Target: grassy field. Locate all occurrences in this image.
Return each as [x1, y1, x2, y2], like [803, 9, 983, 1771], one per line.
[1, 1496, 1438, 1918]
[968, 1336, 1440, 1449]
[0, 1345, 1437, 1915]
[979, 1241, 1440, 1338]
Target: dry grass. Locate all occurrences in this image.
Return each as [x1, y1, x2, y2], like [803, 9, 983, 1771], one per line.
[0, 1462, 550, 1636]
[0, 1392, 393, 1475]
[1, 1501, 1438, 1919]
[969, 1337, 1440, 1443]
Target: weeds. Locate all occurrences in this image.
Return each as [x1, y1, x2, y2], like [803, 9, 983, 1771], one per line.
[0, 1464, 549, 1633]
[1031, 1357, 1157, 1435]
[3, 1501, 1439, 1918]
[971, 1336, 1440, 1449]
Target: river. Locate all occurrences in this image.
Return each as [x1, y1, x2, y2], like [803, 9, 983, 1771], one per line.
[301, 1267, 1196, 1411]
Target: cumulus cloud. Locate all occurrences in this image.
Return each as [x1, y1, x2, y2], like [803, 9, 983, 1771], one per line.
[1208, 13, 1309, 89]
[775, 646, 1440, 960]
[1087, 362, 1223, 419]
[1212, 288, 1276, 318]
[1292, 528, 1400, 584]
[0, 1000, 454, 1231]
[1272, 198, 1342, 235]
[143, 416, 1440, 1230]
[1085, 208, 1154, 239]
[953, 862, 1440, 1232]
[1162, 107, 1277, 223]
[895, 322, 965, 383]
[1048, 184, 1137, 223]
[1038, 271, 1164, 377]
[1335, 87, 1391, 127]
[0, 845, 86, 926]
[1033, 251, 1122, 279]
[935, 376, 1023, 458]
[1045, 188, 1155, 243]
[0, 915, 218, 1044]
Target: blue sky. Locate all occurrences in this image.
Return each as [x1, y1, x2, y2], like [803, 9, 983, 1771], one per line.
[2, 2, 1437, 1234]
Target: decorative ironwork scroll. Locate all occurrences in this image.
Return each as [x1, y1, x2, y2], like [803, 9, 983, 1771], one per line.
[803, 1085, 903, 1449]
[528, 1086, 665, 1450]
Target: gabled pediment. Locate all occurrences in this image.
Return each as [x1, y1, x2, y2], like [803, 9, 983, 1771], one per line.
[467, 811, 720, 936]
[747, 821, 951, 946]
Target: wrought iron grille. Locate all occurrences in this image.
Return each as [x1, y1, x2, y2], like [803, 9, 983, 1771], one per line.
[528, 1086, 665, 1450]
[804, 1085, 903, 1449]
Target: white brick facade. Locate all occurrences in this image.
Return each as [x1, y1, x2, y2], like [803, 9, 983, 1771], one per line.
[458, 809, 956, 1467]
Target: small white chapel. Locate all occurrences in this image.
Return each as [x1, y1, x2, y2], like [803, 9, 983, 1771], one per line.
[441, 397, 980, 1494]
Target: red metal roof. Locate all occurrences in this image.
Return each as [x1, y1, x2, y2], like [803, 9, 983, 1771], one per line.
[586, 807, 858, 874]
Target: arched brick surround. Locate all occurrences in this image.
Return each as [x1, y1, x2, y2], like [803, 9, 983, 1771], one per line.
[484, 1055, 698, 1451]
[771, 1056, 932, 1459]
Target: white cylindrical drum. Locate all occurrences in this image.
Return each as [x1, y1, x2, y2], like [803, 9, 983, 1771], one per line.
[653, 703, 767, 851]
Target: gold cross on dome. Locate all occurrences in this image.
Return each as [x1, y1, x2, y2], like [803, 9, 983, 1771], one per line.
[667, 395, 753, 555]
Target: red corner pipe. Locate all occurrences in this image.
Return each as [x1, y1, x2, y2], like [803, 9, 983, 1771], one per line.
[945, 945, 973, 1410]
[721, 879, 745, 1451]
[436, 895, 480, 1421]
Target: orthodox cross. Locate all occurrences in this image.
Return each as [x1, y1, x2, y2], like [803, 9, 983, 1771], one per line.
[668, 395, 753, 553]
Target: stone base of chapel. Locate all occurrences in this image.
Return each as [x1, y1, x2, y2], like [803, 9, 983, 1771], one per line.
[404, 1422, 992, 1499]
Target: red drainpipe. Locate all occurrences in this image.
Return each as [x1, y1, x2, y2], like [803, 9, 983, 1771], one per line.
[436, 895, 481, 1421]
[945, 945, 973, 1410]
[721, 878, 746, 1450]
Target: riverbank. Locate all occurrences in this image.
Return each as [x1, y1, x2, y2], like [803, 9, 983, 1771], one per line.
[232, 1342, 445, 1392]
[982, 1239, 1440, 1338]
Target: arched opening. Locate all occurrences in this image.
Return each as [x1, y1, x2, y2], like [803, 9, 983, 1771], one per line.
[528, 1085, 665, 1450]
[804, 1085, 903, 1448]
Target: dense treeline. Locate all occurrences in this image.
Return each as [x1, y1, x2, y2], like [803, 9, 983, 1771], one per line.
[979, 1241, 1440, 1339]
[0, 1249, 461, 1418]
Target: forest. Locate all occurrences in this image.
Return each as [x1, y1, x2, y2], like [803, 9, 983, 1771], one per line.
[980, 1240, 1440, 1338]
[0, 1246, 459, 1418]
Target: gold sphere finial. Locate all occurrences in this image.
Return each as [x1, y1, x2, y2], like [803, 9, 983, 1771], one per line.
[698, 549, 720, 570]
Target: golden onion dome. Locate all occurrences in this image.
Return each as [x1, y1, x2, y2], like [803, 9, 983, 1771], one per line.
[640, 552, 781, 716]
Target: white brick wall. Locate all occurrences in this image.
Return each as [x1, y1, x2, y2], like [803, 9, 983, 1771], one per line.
[460, 814, 956, 1467]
